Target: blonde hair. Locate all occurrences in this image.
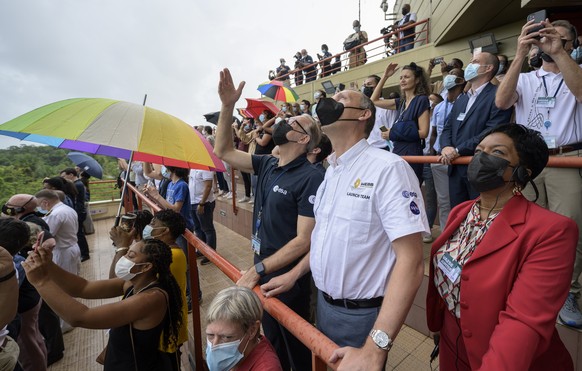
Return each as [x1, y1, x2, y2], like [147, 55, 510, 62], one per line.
[206, 286, 262, 332]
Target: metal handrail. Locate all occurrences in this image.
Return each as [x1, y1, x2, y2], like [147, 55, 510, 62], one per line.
[272, 18, 430, 87]
[121, 182, 339, 370]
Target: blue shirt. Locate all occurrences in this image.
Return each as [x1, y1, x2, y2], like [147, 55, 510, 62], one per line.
[166, 179, 194, 230]
[432, 99, 454, 153]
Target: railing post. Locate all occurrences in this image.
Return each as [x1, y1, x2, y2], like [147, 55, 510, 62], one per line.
[187, 240, 204, 370]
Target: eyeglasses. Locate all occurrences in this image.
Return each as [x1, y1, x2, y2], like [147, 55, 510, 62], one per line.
[287, 118, 310, 136]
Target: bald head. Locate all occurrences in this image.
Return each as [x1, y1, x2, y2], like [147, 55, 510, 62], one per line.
[4, 194, 37, 217]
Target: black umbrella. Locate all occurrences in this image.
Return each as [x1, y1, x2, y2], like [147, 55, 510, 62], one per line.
[204, 111, 220, 124]
[66, 152, 103, 179]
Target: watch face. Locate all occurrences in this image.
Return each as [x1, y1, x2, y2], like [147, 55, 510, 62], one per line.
[374, 331, 390, 348]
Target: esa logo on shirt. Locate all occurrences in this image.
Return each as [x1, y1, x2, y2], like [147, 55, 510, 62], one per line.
[273, 185, 288, 195]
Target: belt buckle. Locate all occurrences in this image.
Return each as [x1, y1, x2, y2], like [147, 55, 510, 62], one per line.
[343, 299, 359, 309]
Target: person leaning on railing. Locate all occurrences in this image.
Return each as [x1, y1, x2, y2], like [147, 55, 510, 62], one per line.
[427, 124, 577, 370]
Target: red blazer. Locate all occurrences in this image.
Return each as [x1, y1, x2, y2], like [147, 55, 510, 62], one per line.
[426, 195, 577, 370]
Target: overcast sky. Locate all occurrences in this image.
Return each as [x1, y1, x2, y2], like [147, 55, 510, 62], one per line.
[0, 0, 396, 148]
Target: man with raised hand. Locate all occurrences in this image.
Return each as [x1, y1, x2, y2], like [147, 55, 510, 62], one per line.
[214, 68, 323, 371]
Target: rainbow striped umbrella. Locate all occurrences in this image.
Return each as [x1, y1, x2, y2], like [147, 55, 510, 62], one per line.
[257, 80, 299, 102]
[0, 98, 225, 171]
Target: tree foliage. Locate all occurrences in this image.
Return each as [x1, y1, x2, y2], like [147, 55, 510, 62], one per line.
[0, 145, 120, 205]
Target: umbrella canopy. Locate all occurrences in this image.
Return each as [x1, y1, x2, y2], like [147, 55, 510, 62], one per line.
[236, 108, 252, 119]
[66, 152, 103, 179]
[0, 98, 225, 171]
[258, 80, 299, 102]
[244, 98, 279, 119]
[203, 111, 220, 124]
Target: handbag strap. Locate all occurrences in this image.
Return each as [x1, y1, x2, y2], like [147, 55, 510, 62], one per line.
[129, 322, 138, 371]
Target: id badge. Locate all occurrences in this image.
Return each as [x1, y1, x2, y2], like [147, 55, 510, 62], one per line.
[536, 97, 556, 108]
[437, 252, 462, 283]
[543, 135, 557, 149]
[457, 112, 466, 121]
[251, 235, 261, 255]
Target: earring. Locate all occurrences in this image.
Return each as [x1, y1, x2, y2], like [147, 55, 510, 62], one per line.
[512, 185, 522, 195]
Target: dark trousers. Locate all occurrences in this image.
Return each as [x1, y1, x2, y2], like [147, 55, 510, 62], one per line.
[39, 302, 64, 366]
[191, 201, 216, 250]
[216, 172, 229, 192]
[448, 165, 479, 209]
[241, 172, 251, 198]
[77, 212, 90, 258]
[422, 164, 437, 228]
[259, 271, 312, 371]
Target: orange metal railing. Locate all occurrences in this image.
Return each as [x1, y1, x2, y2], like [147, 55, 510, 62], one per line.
[105, 152, 582, 370]
[272, 19, 430, 88]
[120, 182, 339, 371]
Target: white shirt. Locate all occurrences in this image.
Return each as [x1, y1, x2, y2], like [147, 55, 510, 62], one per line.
[398, 12, 417, 39]
[514, 65, 582, 147]
[367, 106, 398, 149]
[43, 202, 80, 274]
[310, 139, 429, 299]
[465, 82, 489, 114]
[188, 169, 215, 204]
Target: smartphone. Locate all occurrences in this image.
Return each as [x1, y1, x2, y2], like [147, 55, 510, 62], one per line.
[526, 9, 547, 36]
[33, 231, 45, 252]
[433, 57, 444, 64]
[379, 125, 388, 132]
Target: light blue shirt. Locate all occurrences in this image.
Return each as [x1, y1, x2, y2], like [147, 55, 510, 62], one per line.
[432, 99, 455, 153]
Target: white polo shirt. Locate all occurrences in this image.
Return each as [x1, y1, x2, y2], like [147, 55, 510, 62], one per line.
[515, 65, 582, 147]
[367, 106, 398, 149]
[188, 169, 216, 204]
[310, 139, 429, 299]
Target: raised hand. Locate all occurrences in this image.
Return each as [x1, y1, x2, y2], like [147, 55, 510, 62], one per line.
[218, 68, 246, 107]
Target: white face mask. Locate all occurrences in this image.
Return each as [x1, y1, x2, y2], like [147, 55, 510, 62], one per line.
[115, 256, 146, 281]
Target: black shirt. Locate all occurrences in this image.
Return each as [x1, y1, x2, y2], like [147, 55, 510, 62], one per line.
[251, 154, 323, 267]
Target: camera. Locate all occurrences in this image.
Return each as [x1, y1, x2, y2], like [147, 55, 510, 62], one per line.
[380, 25, 393, 35]
[293, 52, 301, 59]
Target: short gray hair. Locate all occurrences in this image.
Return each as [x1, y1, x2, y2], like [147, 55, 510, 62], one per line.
[206, 286, 262, 332]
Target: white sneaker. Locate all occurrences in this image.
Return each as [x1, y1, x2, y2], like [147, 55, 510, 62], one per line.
[238, 196, 250, 203]
[217, 190, 226, 196]
[248, 197, 254, 205]
[226, 192, 233, 199]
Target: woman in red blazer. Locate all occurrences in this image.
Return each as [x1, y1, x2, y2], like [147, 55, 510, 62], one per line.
[427, 124, 578, 370]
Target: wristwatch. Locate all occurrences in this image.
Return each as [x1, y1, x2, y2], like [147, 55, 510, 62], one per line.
[369, 329, 392, 351]
[254, 261, 266, 277]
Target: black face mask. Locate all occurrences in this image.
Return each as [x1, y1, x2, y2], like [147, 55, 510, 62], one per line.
[316, 98, 364, 126]
[530, 52, 542, 69]
[467, 152, 514, 193]
[272, 120, 308, 146]
[362, 86, 374, 98]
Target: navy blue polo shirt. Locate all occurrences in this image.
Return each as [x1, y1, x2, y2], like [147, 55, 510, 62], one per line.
[251, 154, 323, 261]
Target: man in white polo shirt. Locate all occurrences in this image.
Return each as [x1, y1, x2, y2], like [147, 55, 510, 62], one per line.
[496, 18, 582, 328]
[262, 89, 429, 370]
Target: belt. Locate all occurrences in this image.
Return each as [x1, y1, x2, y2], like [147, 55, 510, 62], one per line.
[548, 142, 582, 156]
[321, 291, 383, 309]
[0, 337, 8, 352]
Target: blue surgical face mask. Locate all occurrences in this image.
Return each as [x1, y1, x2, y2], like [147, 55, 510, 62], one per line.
[205, 338, 244, 371]
[464, 63, 483, 81]
[161, 166, 170, 179]
[572, 47, 582, 63]
[497, 63, 505, 75]
[314, 92, 322, 100]
[259, 114, 266, 122]
[36, 206, 49, 215]
[244, 125, 251, 131]
[142, 225, 164, 240]
[443, 75, 460, 90]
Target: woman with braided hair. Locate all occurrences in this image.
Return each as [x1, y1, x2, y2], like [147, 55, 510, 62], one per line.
[22, 238, 183, 371]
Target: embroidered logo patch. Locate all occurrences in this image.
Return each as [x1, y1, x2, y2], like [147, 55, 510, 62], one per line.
[410, 201, 420, 215]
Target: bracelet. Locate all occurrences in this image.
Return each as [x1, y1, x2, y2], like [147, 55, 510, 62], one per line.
[115, 247, 129, 254]
[0, 269, 16, 283]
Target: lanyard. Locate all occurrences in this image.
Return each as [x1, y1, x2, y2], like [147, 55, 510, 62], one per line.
[255, 168, 288, 233]
[541, 76, 564, 125]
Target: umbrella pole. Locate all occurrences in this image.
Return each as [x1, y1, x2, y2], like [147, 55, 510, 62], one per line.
[114, 151, 135, 226]
[114, 94, 147, 226]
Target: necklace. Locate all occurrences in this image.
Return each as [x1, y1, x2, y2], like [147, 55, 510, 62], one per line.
[130, 280, 158, 296]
